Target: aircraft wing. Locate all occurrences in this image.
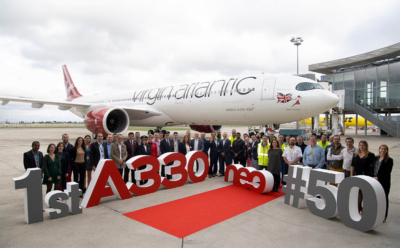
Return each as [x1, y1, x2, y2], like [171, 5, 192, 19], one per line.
[122, 105, 163, 120]
[0, 96, 91, 109]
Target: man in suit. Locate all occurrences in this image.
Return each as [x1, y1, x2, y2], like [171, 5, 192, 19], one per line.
[124, 132, 138, 184]
[171, 132, 180, 152]
[208, 135, 219, 178]
[201, 132, 210, 156]
[90, 133, 105, 171]
[134, 132, 141, 144]
[249, 134, 259, 169]
[23, 141, 44, 173]
[62, 133, 74, 182]
[218, 132, 231, 177]
[111, 134, 128, 176]
[232, 132, 246, 167]
[190, 132, 204, 172]
[160, 131, 173, 179]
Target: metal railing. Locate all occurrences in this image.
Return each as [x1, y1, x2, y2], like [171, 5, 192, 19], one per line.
[354, 103, 400, 138]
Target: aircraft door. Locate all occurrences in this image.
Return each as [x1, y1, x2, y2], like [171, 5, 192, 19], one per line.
[261, 78, 276, 100]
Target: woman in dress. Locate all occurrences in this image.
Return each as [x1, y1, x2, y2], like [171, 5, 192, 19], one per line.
[70, 137, 87, 193]
[56, 142, 70, 191]
[42, 143, 62, 193]
[179, 135, 191, 155]
[351, 140, 375, 213]
[373, 144, 393, 222]
[267, 139, 282, 193]
[84, 135, 92, 190]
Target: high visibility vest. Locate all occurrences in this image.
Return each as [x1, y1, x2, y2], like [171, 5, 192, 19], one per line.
[317, 141, 329, 151]
[258, 142, 269, 166]
[281, 143, 289, 152]
[229, 136, 237, 145]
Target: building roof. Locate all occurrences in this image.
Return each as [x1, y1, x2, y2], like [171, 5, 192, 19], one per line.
[309, 42, 400, 74]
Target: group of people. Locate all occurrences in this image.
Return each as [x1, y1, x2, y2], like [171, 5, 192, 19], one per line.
[23, 129, 393, 222]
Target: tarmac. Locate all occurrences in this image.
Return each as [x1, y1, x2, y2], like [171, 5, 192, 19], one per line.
[0, 127, 399, 248]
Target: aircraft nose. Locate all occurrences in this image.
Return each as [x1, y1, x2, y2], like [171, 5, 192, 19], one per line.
[322, 91, 340, 109]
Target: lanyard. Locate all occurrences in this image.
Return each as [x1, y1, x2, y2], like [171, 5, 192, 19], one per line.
[99, 142, 104, 159]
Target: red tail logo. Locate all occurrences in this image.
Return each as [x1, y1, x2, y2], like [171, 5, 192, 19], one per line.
[62, 65, 82, 100]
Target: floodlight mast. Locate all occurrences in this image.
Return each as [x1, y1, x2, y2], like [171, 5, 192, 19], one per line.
[290, 37, 304, 74]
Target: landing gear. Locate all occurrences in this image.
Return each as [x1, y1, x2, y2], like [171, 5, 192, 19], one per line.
[92, 133, 97, 140]
[148, 127, 164, 136]
[147, 130, 154, 135]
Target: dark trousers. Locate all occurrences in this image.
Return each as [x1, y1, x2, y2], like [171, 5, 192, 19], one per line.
[118, 168, 123, 176]
[281, 161, 288, 185]
[161, 163, 173, 180]
[273, 174, 280, 190]
[72, 162, 85, 191]
[383, 186, 390, 219]
[234, 157, 246, 167]
[124, 167, 136, 184]
[219, 153, 231, 175]
[62, 175, 68, 191]
[209, 156, 218, 174]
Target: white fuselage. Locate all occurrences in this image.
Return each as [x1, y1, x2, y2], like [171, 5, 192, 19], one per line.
[69, 74, 339, 127]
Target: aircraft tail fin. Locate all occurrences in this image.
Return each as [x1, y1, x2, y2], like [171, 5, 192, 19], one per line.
[62, 65, 83, 100]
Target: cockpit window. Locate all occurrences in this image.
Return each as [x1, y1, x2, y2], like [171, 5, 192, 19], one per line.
[296, 82, 324, 91]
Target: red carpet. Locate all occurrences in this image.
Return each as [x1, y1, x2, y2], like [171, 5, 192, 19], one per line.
[123, 185, 285, 238]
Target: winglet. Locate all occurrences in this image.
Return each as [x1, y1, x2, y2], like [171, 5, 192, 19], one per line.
[62, 65, 82, 100]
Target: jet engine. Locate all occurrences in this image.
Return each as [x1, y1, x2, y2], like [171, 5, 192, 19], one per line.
[84, 107, 130, 137]
[189, 125, 223, 133]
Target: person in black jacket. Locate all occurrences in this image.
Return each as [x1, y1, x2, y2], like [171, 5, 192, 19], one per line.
[124, 132, 138, 184]
[249, 134, 259, 169]
[179, 135, 191, 156]
[351, 140, 375, 214]
[160, 131, 173, 179]
[137, 136, 151, 185]
[23, 141, 44, 172]
[90, 133, 105, 170]
[56, 142, 70, 191]
[218, 132, 232, 176]
[232, 132, 246, 167]
[62, 133, 73, 183]
[373, 144, 393, 222]
[208, 136, 219, 177]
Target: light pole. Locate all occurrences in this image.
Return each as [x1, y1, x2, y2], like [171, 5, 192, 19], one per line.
[290, 37, 304, 75]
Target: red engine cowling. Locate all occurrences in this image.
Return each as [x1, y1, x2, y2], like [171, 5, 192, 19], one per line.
[84, 107, 130, 137]
[189, 125, 223, 133]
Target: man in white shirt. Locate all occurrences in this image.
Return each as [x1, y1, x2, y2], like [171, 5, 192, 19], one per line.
[282, 137, 302, 166]
[327, 137, 357, 178]
[190, 132, 203, 172]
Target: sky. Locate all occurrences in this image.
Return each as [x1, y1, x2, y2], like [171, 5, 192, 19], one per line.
[1, 0, 400, 122]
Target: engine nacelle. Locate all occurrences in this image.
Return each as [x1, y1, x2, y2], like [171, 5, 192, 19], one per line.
[84, 107, 130, 137]
[189, 125, 223, 133]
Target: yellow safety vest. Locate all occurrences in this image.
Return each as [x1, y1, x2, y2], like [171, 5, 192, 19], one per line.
[317, 141, 329, 151]
[229, 136, 237, 145]
[258, 142, 269, 166]
[281, 143, 289, 152]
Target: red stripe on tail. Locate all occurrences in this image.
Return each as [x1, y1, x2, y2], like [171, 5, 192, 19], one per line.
[62, 65, 82, 100]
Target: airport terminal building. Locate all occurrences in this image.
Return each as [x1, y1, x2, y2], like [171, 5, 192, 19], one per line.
[309, 42, 400, 138]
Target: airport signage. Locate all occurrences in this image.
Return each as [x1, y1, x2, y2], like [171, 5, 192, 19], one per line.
[281, 165, 386, 232]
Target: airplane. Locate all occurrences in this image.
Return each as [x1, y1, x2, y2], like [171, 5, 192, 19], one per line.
[299, 117, 373, 129]
[0, 65, 339, 137]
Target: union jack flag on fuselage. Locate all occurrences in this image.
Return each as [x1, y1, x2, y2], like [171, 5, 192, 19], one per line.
[276, 93, 293, 103]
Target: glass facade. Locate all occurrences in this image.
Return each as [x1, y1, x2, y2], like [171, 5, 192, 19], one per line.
[329, 61, 400, 109]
